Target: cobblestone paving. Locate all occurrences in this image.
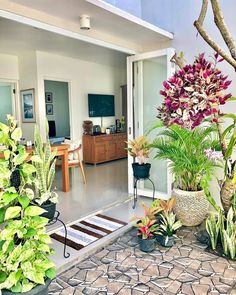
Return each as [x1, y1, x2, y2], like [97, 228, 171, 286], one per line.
[49, 227, 236, 295]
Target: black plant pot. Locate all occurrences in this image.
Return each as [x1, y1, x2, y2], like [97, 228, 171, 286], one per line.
[159, 235, 175, 247]
[40, 202, 56, 222]
[2, 279, 51, 295]
[132, 163, 151, 179]
[10, 169, 21, 191]
[139, 237, 156, 252]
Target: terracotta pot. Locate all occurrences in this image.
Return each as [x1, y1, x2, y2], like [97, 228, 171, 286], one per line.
[172, 188, 209, 226]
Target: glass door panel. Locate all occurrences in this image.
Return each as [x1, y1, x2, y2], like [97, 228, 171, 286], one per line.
[127, 49, 175, 199]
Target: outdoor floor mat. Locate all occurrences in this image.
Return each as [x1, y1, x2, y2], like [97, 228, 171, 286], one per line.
[51, 214, 127, 251]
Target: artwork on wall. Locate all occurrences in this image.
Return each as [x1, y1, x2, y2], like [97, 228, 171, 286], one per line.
[20, 88, 36, 123]
[46, 104, 53, 115]
[45, 92, 53, 103]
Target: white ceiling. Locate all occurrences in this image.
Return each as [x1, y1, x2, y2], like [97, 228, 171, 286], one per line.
[0, 17, 128, 67]
[8, 0, 173, 49]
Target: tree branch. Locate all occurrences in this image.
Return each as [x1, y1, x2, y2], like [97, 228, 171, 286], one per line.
[194, 20, 236, 69]
[170, 53, 185, 69]
[211, 0, 236, 60]
[198, 0, 209, 25]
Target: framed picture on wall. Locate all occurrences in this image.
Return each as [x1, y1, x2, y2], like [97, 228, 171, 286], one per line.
[46, 104, 53, 115]
[20, 88, 36, 123]
[45, 92, 53, 103]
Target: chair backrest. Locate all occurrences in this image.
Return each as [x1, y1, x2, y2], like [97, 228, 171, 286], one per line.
[48, 121, 56, 137]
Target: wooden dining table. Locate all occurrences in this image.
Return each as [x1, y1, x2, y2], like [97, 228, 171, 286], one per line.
[0, 144, 70, 193]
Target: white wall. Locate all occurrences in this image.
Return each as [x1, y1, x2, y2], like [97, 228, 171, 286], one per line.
[36, 51, 126, 141]
[0, 53, 18, 81]
[18, 51, 38, 140]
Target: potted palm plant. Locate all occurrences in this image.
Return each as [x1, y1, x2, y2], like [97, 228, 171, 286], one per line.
[134, 216, 158, 252]
[127, 136, 151, 179]
[0, 116, 56, 294]
[151, 124, 221, 226]
[31, 124, 58, 222]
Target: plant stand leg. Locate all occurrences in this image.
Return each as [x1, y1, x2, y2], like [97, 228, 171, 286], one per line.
[147, 178, 156, 201]
[133, 178, 139, 209]
[57, 218, 70, 258]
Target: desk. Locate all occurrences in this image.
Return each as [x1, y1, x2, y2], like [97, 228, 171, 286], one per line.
[25, 144, 70, 193]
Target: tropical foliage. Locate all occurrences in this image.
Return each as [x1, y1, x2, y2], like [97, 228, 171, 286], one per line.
[151, 124, 221, 191]
[0, 116, 56, 292]
[31, 124, 58, 206]
[157, 53, 236, 213]
[157, 53, 231, 129]
[134, 216, 158, 240]
[158, 212, 182, 237]
[206, 207, 236, 259]
[127, 136, 150, 164]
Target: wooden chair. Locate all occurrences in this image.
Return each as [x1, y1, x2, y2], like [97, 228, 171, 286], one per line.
[57, 143, 86, 184]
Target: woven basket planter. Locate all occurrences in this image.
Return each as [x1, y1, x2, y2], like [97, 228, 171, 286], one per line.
[172, 188, 209, 226]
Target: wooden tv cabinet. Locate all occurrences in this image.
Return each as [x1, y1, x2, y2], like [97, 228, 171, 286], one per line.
[83, 133, 127, 164]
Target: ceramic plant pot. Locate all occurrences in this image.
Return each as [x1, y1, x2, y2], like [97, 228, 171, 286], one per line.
[40, 202, 56, 222]
[159, 235, 175, 247]
[172, 188, 209, 226]
[2, 279, 51, 295]
[139, 237, 156, 252]
[132, 163, 151, 179]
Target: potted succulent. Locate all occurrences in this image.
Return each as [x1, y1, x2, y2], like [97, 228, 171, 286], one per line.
[31, 124, 58, 222]
[0, 116, 56, 294]
[127, 136, 151, 179]
[151, 124, 222, 226]
[157, 212, 182, 247]
[134, 216, 158, 252]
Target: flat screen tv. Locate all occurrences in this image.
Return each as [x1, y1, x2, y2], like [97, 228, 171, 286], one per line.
[88, 94, 115, 117]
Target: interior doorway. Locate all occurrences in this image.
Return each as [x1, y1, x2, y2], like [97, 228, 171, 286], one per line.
[44, 80, 70, 141]
[0, 81, 16, 122]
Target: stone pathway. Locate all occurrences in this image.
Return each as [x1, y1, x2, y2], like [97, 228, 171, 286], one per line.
[49, 227, 236, 295]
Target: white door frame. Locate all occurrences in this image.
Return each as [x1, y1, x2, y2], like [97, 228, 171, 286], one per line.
[0, 78, 19, 124]
[127, 48, 175, 199]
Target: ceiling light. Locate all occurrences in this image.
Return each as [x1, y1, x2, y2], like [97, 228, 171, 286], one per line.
[80, 15, 91, 30]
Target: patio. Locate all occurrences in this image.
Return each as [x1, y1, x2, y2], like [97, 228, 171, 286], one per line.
[49, 227, 236, 295]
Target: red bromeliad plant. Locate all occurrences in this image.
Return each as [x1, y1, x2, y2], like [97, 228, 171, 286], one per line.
[135, 217, 158, 240]
[158, 53, 236, 214]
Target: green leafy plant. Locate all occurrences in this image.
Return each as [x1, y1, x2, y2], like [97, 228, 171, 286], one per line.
[31, 124, 58, 206]
[151, 124, 221, 191]
[134, 216, 158, 240]
[206, 208, 236, 259]
[0, 115, 35, 190]
[130, 202, 162, 222]
[0, 116, 56, 293]
[158, 212, 182, 237]
[127, 136, 151, 164]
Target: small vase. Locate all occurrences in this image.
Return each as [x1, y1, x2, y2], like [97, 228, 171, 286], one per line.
[139, 237, 156, 252]
[132, 163, 151, 179]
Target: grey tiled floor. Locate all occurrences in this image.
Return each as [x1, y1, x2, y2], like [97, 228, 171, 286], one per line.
[49, 227, 236, 295]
